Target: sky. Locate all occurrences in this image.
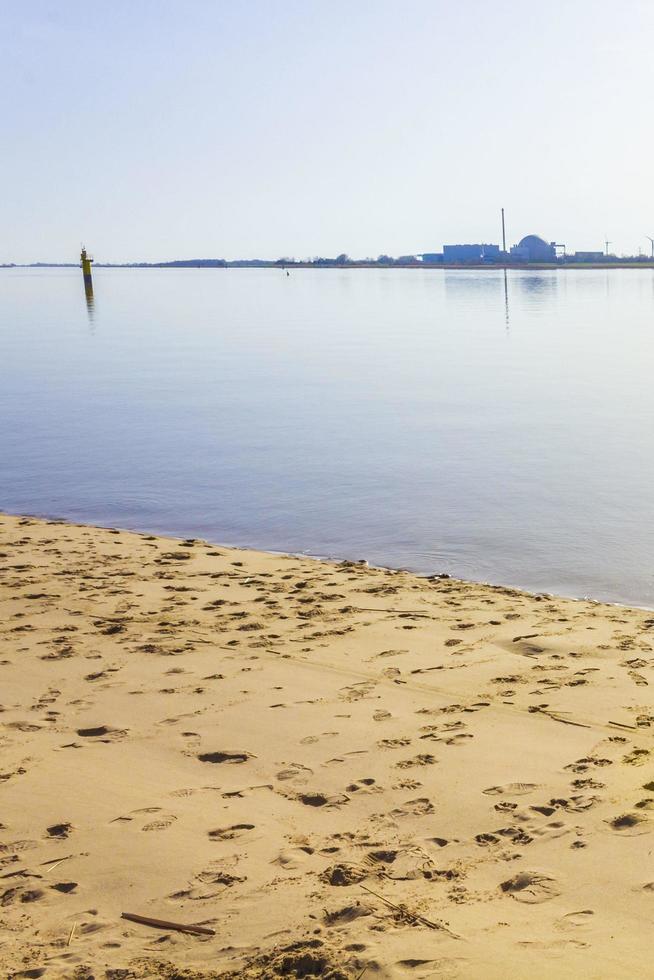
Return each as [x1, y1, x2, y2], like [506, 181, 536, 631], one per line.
[3, 0, 654, 263]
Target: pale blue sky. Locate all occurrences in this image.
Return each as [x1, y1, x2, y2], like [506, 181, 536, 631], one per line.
[3, 0, 654, 262]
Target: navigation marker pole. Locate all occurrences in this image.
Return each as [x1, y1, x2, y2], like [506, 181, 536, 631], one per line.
[81, 246, 94, 295]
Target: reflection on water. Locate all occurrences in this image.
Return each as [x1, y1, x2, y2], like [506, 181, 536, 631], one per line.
[84, 281, 95, 324]
[1, 266, 654, 607]
[515, 273, 558, 297]
[503, 269, 509, 328]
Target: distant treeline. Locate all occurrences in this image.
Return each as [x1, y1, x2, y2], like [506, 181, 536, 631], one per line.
[4, 253, 654, 269]
[1, 255, 420, 268]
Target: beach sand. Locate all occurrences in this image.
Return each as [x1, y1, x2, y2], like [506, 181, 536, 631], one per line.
[1, 512, 653, 979]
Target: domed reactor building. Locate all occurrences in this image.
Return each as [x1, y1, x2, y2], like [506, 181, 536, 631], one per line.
[510, 235, 557, 263]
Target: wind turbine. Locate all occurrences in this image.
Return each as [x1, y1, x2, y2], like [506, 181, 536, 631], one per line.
[646, 236, 654, 259]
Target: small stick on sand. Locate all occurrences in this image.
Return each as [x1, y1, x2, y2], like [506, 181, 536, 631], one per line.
[545, 712, 591, 729]
[608, 720, 638, 730]
[529, 707, 591, 729]
[121, 912, 215, 936]
[67, 923, 76, 946]
[360, 885, 460, 939]
[353, 607, 432, 616]
[42, 856, 75, 874]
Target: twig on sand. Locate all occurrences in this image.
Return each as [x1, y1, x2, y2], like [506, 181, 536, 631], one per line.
[121, 912, 215, 936]
[41, 856, 76, 873]
[528, 707, 590, 729]
[545, 712, 591, 729]
[67, 923, 77, 946]
[360, 885, 460, 939]
[608, 719, 638, 730]
[355, 968, 369, 979]
[353, 607, 432, 617]
[2, 869, 40, 881]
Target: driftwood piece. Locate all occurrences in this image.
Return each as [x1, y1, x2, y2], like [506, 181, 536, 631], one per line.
[360, 884, 460, 939]
[121, 911, 215, 936]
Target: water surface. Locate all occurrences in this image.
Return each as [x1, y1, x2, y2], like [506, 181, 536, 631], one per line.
[1, 266, 653, 606]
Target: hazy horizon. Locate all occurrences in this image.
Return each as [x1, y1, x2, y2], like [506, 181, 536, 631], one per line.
[4, 0, 654, 264]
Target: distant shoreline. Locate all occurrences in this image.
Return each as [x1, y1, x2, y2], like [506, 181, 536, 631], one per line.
[3, 262, 654, 271]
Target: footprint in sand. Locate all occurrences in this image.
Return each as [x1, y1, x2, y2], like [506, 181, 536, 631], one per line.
[209, 824, 255, 841]
[622, 747, 650, 766]
[110, 806, 169, 827]
[51, 881, 78, 893]
[142, 814, 177, 832]
[548, 795, 599, 813]
[564, 757, 613, 773]
[346, 778, 379, 794]
[276, 763, 314, 782]
[46, 822, 72, 839]
[195, 865, 246, 887]
[483, 783, 540, 797]
[197, 750, 253, 764]
[300, 732, 339, 745]
[323, 902, 373, 925]
[76, 725, 127, 741]
[296, 792, 350, 808]
[339, 681, 377, 702]
[274, 846, 315, 868]
[395, 754, 437, 769]
[571, 777, 605, 790]
[0, 839, 38, 854]
[556, 909, 594, 931]
[170, 867, 246, 900]
[1, 885, 45, 906]
[320, 863, 368, 886]
[607, 813, 650, 835]
[500, 870, 561, 903]
[390, 798, 434, 818]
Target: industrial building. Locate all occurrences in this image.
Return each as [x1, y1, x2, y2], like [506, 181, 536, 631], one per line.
[422, 229, 576, 266]
[442, 243, 500, 263]
[509, 235, 557, 263]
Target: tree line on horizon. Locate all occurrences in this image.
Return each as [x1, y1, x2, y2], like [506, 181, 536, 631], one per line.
[4, 252, 654, 269]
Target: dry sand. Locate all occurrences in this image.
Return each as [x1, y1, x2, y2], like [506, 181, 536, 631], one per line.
[1, 512, 653, 979]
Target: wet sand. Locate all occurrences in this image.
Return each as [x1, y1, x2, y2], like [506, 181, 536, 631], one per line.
[1, 512, 653, 979]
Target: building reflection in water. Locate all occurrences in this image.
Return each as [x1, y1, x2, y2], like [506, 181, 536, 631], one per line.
[513, 271, 558, 298]
[443, 268, 514, 330]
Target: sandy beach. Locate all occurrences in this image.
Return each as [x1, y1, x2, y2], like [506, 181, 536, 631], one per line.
[1, 512, 653, 979]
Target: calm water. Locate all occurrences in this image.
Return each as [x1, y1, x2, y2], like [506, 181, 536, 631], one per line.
[1, 267, 653, 607]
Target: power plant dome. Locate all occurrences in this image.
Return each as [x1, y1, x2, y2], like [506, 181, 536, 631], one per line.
[513, 234, 556, 262]
[518, 235, 549, 250]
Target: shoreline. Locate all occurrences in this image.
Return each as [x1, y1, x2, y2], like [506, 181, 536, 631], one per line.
[6, 509, 653, 615]
[2, 512, 653, 978]
[5, 262, 654, 271]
